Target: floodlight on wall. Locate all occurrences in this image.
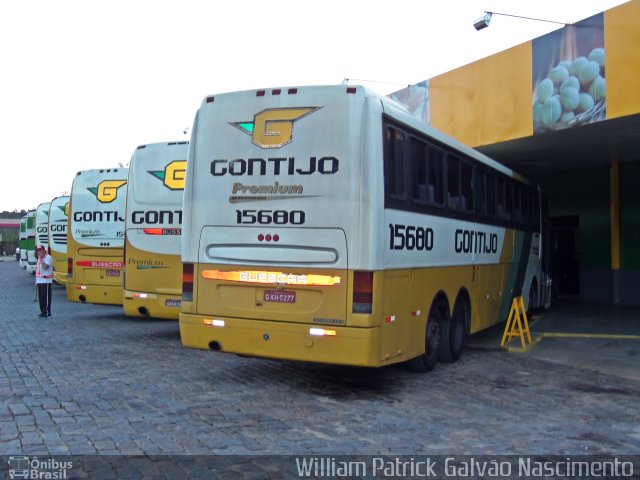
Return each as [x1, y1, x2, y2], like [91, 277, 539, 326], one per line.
[474, 11, 567, 31]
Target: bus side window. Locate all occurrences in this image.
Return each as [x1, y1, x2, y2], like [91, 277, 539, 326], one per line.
[410, 137, 428, 204]
[505, 181, 514, 221]
[427, 146, 444, 205]
[496, 177, 507, 220]
[486, 174, 496, 217]
[460, 161, 473, 212]
[513, 185, 523, 224]
[384, 127, 406, 199]
[475, 168, 487, 216]
[446, 154, 461, 210]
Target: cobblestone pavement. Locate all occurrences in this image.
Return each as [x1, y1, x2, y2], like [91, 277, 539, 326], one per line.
[1, 259, 640, 462]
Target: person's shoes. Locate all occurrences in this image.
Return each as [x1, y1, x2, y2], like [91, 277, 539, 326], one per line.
[37, 313, 47, 318]
[46, 314, 52, 318]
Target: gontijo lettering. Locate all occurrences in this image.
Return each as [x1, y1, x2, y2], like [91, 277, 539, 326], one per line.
[211, 157, 338, 176]
[454, 229, 498, 254]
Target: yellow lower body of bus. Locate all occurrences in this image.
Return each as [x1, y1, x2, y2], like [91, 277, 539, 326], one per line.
[53, 272, 68, 285]
[123, 289, 181, 320]
[179, 313, 382, 367]
[66, 282, 123, 306]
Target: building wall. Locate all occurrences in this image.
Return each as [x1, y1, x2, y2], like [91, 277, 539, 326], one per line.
[605, 0, 640, 118]
[535, 166, 613, 302]
[430, 43, 533, 147]
[619, 162, 640, 304]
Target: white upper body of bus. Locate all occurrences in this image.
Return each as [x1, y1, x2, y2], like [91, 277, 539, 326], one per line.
[125, 141, 188, 256]
[182, 85, 525, 273]
[48, 195, 69, 255]
[70, 168, 128, 248]
[35, 202, 51, 252]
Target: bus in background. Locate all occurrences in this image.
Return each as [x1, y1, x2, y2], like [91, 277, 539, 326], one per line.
[123, 141, 188, 319]
[179, 85, 551, 371]
[18, 215, 27, 269]
[25, 210, 37, 274]
[66, 168, 128, 305]
[48, 195, 70, 285]
[35, 202, 51, 252]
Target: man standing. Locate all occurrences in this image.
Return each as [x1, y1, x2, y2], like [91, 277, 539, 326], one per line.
[35, 245, 53, 318]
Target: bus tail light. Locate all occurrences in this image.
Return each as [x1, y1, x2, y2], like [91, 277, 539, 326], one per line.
[352, 271, 373, 314]
[67, 257, 73, 278]
[310, 328, 336, 336]
[182, 263, 194, 301]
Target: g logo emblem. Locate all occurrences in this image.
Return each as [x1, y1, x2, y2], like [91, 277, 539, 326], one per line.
[148, 160, 187, 190]
[88, 180, 127, 203]
[231, 107, 321, 149]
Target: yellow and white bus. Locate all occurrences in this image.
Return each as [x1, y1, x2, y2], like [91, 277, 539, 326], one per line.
[48, 195, 70, 285]
[123, 141, 188, 319]
[18, 215, 28, 270]
[66, 168, 128, 305]
[179, 85, 551, 371]
[35, 201, 51, 252]
[25, 210, 37, 274]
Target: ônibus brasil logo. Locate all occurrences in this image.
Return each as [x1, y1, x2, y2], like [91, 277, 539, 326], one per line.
[87, 180, 127, 203]
[147, 160, 187, 190]
[230, 107, 321, 149]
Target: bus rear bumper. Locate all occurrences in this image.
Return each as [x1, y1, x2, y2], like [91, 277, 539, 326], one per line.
[123, 290, 181, 320]
[66, 282, 123, 306]
[179, 313, 382, 367]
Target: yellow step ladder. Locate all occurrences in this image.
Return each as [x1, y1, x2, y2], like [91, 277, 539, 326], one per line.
[500, 296, 532, 349]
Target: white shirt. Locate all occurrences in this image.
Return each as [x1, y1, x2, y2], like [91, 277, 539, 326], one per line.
[35, 254, 54, 284]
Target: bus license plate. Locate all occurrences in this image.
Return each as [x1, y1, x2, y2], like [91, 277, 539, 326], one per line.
[106, 269, 120, 277]
[264, 290, 296, 304]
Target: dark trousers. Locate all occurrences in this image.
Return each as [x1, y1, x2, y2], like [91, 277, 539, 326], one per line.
[38, 283, 52, 316]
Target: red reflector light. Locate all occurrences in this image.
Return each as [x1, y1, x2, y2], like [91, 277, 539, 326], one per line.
[352, 271, 373, 314]
[288, 88, 298, 94]
[346, 87, 357, 94]
[256, 90, 265, 97]
[206, 96, 215, 103]
[182, 263, 194, 301]
[143, 228, 163, 235]
[272, 89, 281, 95]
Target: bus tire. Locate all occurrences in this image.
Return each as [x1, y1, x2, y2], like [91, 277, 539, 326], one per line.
[406, 306, 440, 373]
[439, 296, 466, 363]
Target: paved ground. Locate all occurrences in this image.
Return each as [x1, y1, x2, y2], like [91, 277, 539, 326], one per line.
[1, 259, 639, 471]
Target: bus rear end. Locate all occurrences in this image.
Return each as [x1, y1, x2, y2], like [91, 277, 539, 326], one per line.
[19, 216, 27, 269]
[35, 202, 50, 251]
[25, 210, 36, 274]
[48, 195, 70, 285]
[180, 86, 384, 366]
[66, 168, 127, 305]
[123, 141, 188, 319]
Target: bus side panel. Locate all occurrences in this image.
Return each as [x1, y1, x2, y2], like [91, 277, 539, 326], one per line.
[123, 240, 182, 319]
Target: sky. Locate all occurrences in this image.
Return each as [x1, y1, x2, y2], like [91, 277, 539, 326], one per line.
[0, 0, 629, 212]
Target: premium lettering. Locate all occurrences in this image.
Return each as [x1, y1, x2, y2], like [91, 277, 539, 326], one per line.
[231, 182, 303, 195]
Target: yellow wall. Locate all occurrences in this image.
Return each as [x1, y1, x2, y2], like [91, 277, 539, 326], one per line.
[605, 0, 640, 119]
[430, 43, 533, 148]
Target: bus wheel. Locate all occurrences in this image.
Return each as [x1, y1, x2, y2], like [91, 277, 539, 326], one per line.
[406, 308, 440, 373]
[440, 296, 466, 363]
